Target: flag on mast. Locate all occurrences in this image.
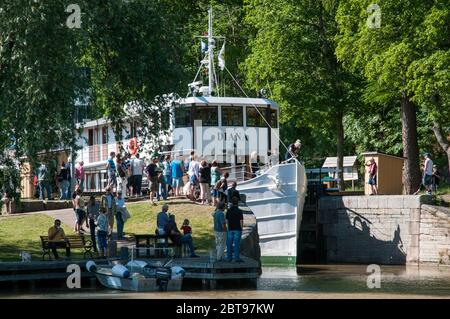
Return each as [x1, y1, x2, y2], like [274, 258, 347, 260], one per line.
[201, 40, 208, 53]
[218, 42, 225, 71]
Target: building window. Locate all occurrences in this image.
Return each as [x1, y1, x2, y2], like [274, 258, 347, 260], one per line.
[130, 122, 138, 138]
[193, 106, 218, 126]
[102, 127, 108, 144]
[221, 106, 243, 126]
[174, 107, 191, 128]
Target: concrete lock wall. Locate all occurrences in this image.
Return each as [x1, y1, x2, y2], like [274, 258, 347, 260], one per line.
[317, 195, 450, 265]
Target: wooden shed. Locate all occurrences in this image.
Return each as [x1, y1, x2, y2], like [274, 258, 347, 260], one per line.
[361, 152, 406, 195]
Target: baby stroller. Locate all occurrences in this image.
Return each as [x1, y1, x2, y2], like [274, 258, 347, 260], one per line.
[183, 181, 201, 201]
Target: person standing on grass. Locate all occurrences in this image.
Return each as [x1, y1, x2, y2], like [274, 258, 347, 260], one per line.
[106, 151, 117, 190]
[212, 202, 227, 261]
[101, 186, 116, 237]
[188, 155, 200, 201]
[58, 161, 70, 200]
[365, 158, 378, 195]
[423, 153, 434, 195]
[199, 160, 212, 205]
[124, 153, 133, 197]
[130, 153, 145, 197]
[210, 160, 221, 206]
[162, 155, 172, 198]
[171, 155, 184, 197]
[96, 209, 109, 258]
[74, 188, 87, 234]
[1, 191, 11, 215]
[225, 196, 244, 262]
[38, 163, 53, 200]
[75, 161, 85, 192]
[115, 191, 130, 240]
[86, 196, 100, 253]
[156, 157, 166, 201]
[116, 154, 129, 197]
[48, 219, 70, 260]
[146, 156, 159, 205]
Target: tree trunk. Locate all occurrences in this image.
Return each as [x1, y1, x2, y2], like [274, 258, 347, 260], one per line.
[432, 122, 450, 180]
[400, 93, 421, 194]
[336, 111, 345, 191]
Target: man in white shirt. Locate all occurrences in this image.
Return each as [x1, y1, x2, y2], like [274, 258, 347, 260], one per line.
[130, 153, 145, 197]
[423, 153, 433, 195]
[188, 155, 200, 201]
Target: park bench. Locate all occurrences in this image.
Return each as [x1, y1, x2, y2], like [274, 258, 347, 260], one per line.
[134, 234, 188, 258]
[40, 235, 93, 261]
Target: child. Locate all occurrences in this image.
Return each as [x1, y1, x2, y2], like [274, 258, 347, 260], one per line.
[96, 209, 109, 258]
[181, 219, 192, 238]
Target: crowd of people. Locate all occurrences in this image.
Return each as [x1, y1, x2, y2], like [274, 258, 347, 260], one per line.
[101, 150, 237, 206]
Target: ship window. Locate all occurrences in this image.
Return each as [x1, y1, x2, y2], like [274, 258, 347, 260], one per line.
[221, 106, 243, 126]
[174, 107, 191, 128]
[246, 107, 267, 127]
[269, 108, 278, 128]
[193, 106, 218, 126]
[246, 107, 278, 128]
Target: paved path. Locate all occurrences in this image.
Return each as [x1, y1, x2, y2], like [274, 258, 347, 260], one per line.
[42, 208, 77, 231]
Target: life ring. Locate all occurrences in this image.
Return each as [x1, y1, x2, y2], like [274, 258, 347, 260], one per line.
[129, 138, 138, 156]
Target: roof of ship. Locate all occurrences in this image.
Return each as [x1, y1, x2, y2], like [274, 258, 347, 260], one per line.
[179, 96, 279, 109]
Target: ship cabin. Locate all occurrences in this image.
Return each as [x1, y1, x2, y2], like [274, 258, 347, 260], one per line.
[74, 96, 280, 192]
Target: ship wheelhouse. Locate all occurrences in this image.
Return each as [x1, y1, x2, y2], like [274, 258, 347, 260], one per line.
[168, 96, 280, 179]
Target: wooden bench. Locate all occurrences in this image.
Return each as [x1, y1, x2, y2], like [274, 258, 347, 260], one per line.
[134, 234, 187, 258]
[40, 235, 93, 260]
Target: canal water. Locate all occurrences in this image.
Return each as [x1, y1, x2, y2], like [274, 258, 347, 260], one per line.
[2, 265, 450, 298]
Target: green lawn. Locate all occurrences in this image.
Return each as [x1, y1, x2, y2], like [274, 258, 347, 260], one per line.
[124, 200, 216, 253]
[0, 214, 78, 262]
[0, 200, 216, 262]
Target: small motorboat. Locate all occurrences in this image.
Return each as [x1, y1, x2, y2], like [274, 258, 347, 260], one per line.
[86, 259, 185, 292]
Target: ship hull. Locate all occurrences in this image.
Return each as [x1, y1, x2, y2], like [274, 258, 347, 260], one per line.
[237, 162, 307, 265]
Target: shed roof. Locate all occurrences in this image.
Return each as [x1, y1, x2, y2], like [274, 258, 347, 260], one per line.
[323, 156, 357, 168]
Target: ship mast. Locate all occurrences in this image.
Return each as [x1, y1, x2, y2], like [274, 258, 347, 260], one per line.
[188, 8, 224, 97]
[207, 7, 214, 96]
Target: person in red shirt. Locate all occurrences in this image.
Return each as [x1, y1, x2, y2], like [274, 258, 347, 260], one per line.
[181, 219, 192, 237]
[365, 158, 378, 195]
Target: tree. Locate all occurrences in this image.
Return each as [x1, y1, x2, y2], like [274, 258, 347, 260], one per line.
[77, 0, 189, 149]
[0, 0, 83, 198]
[244, 0, 362, 190]
[335, 0, 448, 193]
[406, 3, 450, 177]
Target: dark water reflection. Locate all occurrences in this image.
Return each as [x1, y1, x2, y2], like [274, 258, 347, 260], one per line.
[2, 265, 450, 298]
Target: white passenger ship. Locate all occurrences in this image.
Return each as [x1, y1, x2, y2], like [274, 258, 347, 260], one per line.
[74, 9, 307, 264]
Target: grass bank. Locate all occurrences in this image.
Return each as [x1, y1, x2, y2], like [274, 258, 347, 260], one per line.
[0, 200, 216, 262]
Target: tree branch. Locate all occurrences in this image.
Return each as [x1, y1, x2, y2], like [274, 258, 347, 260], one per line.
[432, 122, 450, 153]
